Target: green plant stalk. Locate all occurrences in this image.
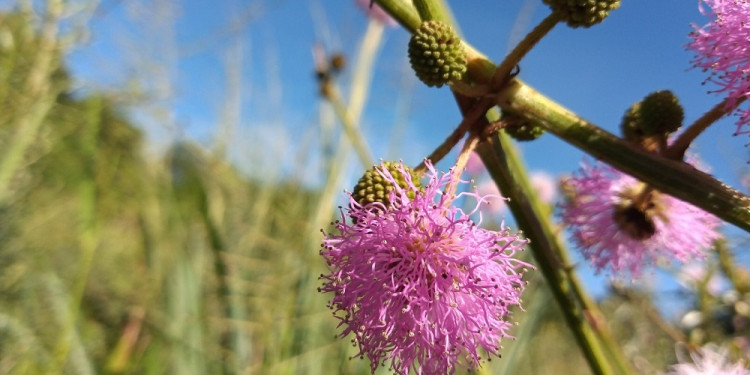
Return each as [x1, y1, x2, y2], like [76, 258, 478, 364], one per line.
[50, 96, 101, 375]
[414, 97, 495, 174]
[491, 11, 561, 89]
[374, 0, 421, 32]
[666, 97, 744, 159]
[495, 79, 750, 232]
[561, 249, 635, 375]
[199, 184, 244, 375]
[0, 0, 62, 205]
[373, 0, 750, 233]
[476, 132, 623, 375]
[326, 92, 375, 169]
[412, 0, 446, 22]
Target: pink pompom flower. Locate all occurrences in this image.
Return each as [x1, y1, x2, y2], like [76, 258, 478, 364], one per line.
[319, 161, 531, 375]
[559, 160, 721, 276]
[687, 0, 750, 135]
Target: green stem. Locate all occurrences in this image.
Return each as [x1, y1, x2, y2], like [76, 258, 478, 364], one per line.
[326, 92, 375, 168]
[412, 0, 445, 22]
[373, 0, 421, 33]
[666, 97, 744, 160]
[491, 12, 561, 89]
[413, 97, 494, 174]
[0, 0, 62, 205]
[496, 79, 750, 233]
[566, 265, 635, 375]
[475, 131, 618, 375]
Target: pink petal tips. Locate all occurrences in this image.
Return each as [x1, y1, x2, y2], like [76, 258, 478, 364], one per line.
[687, 0, 750, 135]
[319, 161, 531, 375]
[664, 345, 750, 375]
[559, 161, 721, 276]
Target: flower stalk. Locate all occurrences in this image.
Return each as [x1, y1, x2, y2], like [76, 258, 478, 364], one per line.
[491, 11, 562, 90]
[666, 97, 746, 160]
[475, 130, 627, 375]
[495, 79, 750, 232]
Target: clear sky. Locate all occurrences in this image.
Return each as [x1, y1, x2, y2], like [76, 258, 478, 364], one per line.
[61, 0, 749, 309]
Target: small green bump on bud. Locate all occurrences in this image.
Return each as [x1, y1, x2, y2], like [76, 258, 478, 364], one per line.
[639, 90, 684, 135]
[352, 162, 422, 208]
[408, 20, 467, 88]
[543, 0, 621, 28]
[502, 116, 545, 141]
[620, 102, 645, 143]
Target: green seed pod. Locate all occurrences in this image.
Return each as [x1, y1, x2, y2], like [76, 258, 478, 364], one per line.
[639, 90, 684, 136]
[503, 115, 545, 141]
[408, 20, 467, 88]
[543, 0, 621, 28]
[352, 162, 422, 208]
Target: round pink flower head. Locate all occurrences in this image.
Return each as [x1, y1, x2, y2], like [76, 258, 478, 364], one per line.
[319, 161, 531, 375]
[664, 345, 750, 375]
[687, 0, 750, 135]
[559, 160, 721, 276]
[355, 0, 397, 27]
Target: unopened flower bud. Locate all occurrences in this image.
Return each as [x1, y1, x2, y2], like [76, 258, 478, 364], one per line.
[639, 90, 684, 135]
[352, 161, 422, 208]
[503, 114, 545, 141]
[408, 21, 467, 88]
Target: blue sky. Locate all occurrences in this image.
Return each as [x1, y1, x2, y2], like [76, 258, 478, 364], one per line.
[59, 0, 749, 309]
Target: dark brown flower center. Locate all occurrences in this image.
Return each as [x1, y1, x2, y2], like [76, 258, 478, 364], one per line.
[613, 186, 665, 241]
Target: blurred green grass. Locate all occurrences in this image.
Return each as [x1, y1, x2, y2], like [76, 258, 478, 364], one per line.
[0, 6, 688, 375]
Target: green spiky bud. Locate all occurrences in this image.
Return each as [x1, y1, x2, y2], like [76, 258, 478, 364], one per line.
[408, 20, 467, 88]
[352, 162, 422, 208]
[543, 0, 621, 28]
[639, 90, 684, 135]
[503, 115, 545, 141]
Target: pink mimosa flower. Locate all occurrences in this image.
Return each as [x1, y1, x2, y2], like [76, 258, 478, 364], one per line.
[319, 161, 531, 375]
[688, 0, 750, 135]
[559, 161, 721, 276]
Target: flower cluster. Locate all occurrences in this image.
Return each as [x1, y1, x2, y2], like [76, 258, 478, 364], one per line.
[559, 161, 721, 276]
[355, 0, 397, 27]
[688, 0, 750, 135]
[319, 161, 531, 375]
[664, 345, 750, 375]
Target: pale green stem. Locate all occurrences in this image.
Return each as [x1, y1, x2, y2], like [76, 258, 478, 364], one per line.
[51, 103, 100, 374]
[666, 97, 745, 159]
[476, 132, 619, 375]
[715, 238, 750, 295]
[445, 133, 478, 197]
[491, 12, 561, 89]
[322, 20, 384, 169]
[0, 0, 62, 205]
[564, 258, 635, 375]
[374, 0, 421, 33]
[413, 97, 495, 174]
[412, 0, 445, 22]
[326, 86, 374, 169]
[496, 79, 750, 232]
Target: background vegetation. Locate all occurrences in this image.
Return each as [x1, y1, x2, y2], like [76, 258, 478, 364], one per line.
[0, 1, 748, 374]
